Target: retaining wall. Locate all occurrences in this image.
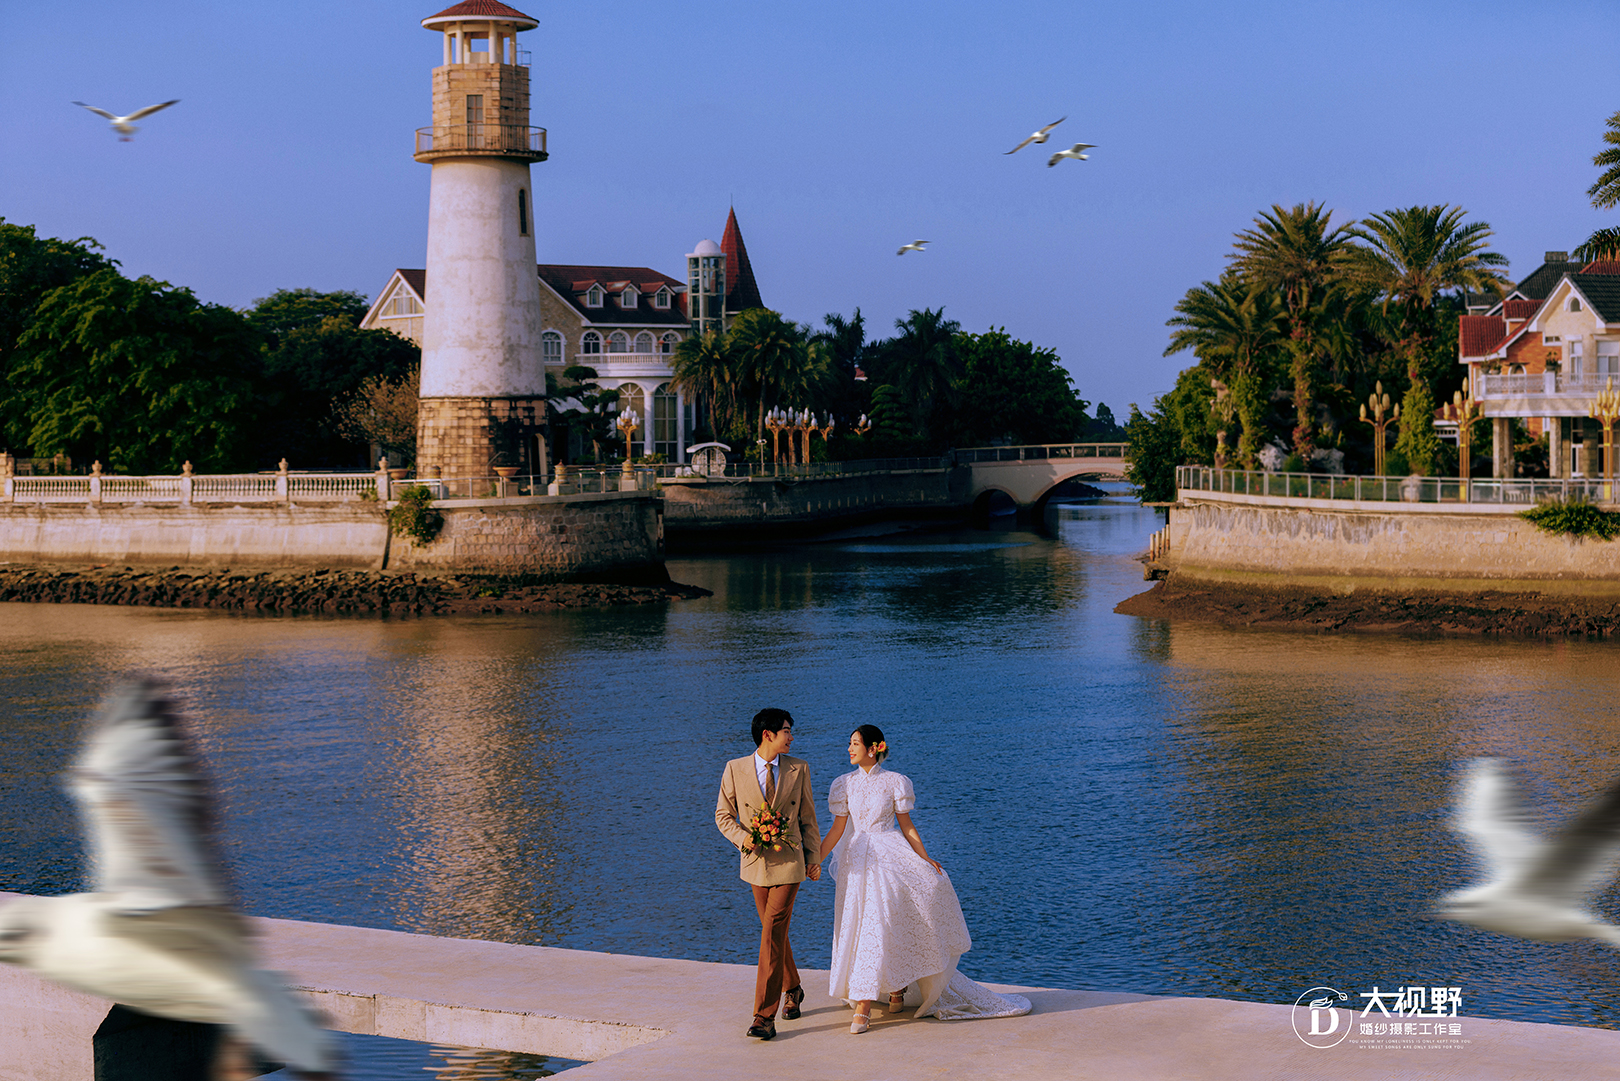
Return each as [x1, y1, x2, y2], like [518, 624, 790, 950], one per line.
[0, 494, 662, 577]
[661, 468, 970, 540]
[1170, 490, 1620, 594]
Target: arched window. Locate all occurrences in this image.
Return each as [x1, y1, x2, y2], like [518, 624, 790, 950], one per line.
[660, 332, 680, 355]
[581, 331, 601, 355]
[653, 382, 679, 460]
[634, 332, 654, 354]
[1509, 364, 1525, 375]
[608, 331, 629, 353]
[542, 330, 563, 365]
[617, 382, 646, 424]
[517, 189, 529, 236]
[1571, 297, 1583, 312]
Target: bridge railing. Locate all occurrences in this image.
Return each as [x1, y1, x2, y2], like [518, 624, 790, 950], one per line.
[1177, 465, 1607, 505]
[952, 443, 1130, 464]
[650, 456, 951, 479]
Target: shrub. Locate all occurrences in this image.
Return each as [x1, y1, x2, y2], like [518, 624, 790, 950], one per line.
[388, 484, 443, 545]
[1520, 494, 1620, 540]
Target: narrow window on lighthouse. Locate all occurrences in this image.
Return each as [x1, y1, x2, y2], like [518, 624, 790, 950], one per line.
[518, 189, 529, 236]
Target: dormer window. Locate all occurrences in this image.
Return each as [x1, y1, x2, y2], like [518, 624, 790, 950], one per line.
[585, 285, 603, 308]
[389, 293, 420, 316]
[653, 288, 671, 310]
[621, 288, 638, 309]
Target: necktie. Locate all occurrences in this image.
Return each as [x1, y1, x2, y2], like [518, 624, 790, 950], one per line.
[764, 763, 777, 803]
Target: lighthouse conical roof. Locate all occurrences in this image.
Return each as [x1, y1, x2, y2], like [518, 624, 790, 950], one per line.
[721, 209, 763, 313]
[422, 1, 538, 30]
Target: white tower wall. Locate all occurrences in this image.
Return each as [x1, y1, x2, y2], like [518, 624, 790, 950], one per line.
[420, 158, 541, 398]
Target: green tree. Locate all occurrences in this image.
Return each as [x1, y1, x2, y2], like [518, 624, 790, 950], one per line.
[1124, 399, 1183, 502]
[1588, 109, 1620, 211]
[0, 220, 118, 448]
[1164, 275, 1287, 467]
[942, 329, 1087, 446]
[1344, 205, 1507, 475]
[811, 309, 868, 424]
[246, 287, 370, 344]
[671, 327, 739, 443]
[547, 365, 619, 462]
[4, 270, 264, 473]
[727, 308, 821, 444]
[1229, 203, 1355, 462]
[333, 364, 419, 462]
[881, 308, 962, 437]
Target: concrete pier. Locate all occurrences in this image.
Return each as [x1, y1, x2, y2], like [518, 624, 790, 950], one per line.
[2, 895, 1616, 1080]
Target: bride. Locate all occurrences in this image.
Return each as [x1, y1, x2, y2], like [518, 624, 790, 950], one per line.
[816, 725, 1031, 1034]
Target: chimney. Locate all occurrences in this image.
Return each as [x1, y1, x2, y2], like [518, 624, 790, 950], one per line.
[1546, 251, 1570, 263]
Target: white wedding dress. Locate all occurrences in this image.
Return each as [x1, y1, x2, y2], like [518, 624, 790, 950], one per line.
[827, 765, 1031, 1020]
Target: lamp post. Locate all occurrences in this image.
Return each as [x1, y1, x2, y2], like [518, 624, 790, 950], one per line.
[1359, 380, 1399, 477]
[814, 413, 836, 462]
[764, 407, 788, 470]
[854, 414, 872, 437]
[616, 408, 640, 471]
[797, 409, 815, 467]
[1592, 376, 1620, 501]
[1444, 388, 1483, 493]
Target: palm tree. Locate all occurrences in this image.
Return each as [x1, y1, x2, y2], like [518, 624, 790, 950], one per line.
[1589, 109, 1620, 210]
[1575, 227, 1620, 262]
[1228, 202, 1356, 462]
[1164, 275, 1286, 467]
[671, 328, 738, 441]
[884, 307, 961, 437]
[1344, 204, 1508, 474]
[727, 308, 814, 446]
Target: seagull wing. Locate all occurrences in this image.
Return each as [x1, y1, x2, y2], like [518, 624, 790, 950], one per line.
[1520, 771, 1620, 903]
[1070, 143, 1096, 152]
[1038, 116, 1068, 136]
[1456, 758, 1542, 887]
[124, 100, 179, 122]
[1005, 134, 1037, 154]
[233, 964, 339, 1075]
[1047, 151, 1063, 167]
[72, 102, 117, 121]
[69, 680, 233, 913]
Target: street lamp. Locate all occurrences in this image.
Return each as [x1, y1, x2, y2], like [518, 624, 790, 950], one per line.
[813, 413, 837, 461]
[1444, 388, 1483, 490]
[1359, 381, 1399, 477]
[616, 408, 640, 469]
[1591, 376, 1620, 501]
[854, 414, 872, 437]
[764, 407, 789, 469]
[797, 409, 814, 467]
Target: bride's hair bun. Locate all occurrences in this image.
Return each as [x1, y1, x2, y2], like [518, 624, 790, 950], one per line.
[854, 724, 888, 762]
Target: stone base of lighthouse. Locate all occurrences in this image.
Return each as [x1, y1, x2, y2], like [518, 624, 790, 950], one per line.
[417, 396, 548, 480]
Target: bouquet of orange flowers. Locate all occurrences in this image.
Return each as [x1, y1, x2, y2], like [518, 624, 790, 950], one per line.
[746, 805, 795, 855]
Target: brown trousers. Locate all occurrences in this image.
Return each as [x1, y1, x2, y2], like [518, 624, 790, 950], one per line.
[750, 882, 800, 1018]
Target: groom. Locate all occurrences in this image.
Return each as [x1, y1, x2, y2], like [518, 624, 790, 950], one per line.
[715, 707, 822, 1041]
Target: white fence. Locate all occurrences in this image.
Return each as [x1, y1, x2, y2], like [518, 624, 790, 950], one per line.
[1177, 466, 1615, 505]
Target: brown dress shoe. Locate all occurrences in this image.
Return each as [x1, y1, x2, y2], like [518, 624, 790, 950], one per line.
[746, 1014, 777, 1040]
[782, 985, 805, 1020]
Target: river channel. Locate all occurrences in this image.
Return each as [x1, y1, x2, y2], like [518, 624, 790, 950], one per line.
[4, 492, 1620, 1076]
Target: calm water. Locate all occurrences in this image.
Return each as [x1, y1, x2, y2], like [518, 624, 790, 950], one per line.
[6, 492, 1620, 1077]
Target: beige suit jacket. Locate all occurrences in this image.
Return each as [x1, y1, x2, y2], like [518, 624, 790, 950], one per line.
[715, 753, 822, 888]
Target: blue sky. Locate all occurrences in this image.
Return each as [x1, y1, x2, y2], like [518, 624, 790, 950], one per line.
[4, 0, 1618, 418]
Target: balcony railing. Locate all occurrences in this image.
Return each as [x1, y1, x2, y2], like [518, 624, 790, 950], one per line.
[414, 125, 547, 159]
[1479, 370, 1620, 398]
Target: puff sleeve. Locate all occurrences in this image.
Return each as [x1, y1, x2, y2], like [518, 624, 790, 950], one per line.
[828, 773, 850, 817]
[893, 772, 916, 814]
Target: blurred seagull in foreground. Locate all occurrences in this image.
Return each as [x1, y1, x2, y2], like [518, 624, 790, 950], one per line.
[0, 680, 337, 1078]
[897, 240, 929, 256]
[72, 100, 179, 141]
[1005, 117, 1066, 154]
[1047, 143, 1096, 167]
[1437, 757, 1620, 946]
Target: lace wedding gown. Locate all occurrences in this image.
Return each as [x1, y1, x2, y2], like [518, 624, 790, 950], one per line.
[827, 766, 1031, 1020]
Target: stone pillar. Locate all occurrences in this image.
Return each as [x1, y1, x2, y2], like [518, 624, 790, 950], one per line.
[179, 462, 193, 506]
[1549, 418, 1563, 479]
[376, 456, 392, 501]
[1492, 417, 1512, 478]
[90, 461, 102, 504]
[276, 458, 290, 503]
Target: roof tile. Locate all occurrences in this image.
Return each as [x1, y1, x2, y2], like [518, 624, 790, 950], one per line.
[1459, 315, 1508, 358]
[721, 209, 764, 313]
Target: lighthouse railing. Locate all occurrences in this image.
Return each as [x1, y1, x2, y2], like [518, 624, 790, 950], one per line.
[414, 125, 546, 156]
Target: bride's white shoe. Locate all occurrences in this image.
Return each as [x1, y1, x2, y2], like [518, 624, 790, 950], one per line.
[850, 1013, 870, 1034]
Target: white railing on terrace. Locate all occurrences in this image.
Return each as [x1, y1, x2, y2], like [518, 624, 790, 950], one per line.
[1479, 370, 1620, 398]
[651, 456, 950, 480]
[1177, 465, 1612, 505]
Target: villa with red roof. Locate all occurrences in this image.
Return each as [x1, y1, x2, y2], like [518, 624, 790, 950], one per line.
[362, 208, 765, 463]
[1460, 251, 1620, 478]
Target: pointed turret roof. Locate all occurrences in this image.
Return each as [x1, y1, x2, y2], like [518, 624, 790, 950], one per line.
[721, 208, 764, 314]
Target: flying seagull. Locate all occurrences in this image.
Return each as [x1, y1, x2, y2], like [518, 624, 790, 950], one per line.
[72, 100, 179, 141]
[0, 680, 337, 1078]
[1436, 757, 1620, 946]
[897, 240, 929, 256]
[1047, 143, 1096, 167]
[1005, 117, 1066, 155]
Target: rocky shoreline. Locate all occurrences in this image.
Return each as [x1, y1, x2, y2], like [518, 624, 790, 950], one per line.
[1116, 577, 1620, 637]
[0, 564, 710, 615]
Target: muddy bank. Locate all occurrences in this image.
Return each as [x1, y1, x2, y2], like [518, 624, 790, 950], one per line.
[0, 564, 710, 615]
[1116, 577, 1620, 637]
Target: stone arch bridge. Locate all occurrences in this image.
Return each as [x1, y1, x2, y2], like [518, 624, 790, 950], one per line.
[953, 443, 1131, 521]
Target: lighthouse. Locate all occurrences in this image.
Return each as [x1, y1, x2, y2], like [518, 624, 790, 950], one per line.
[414, 1, 548, 479]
